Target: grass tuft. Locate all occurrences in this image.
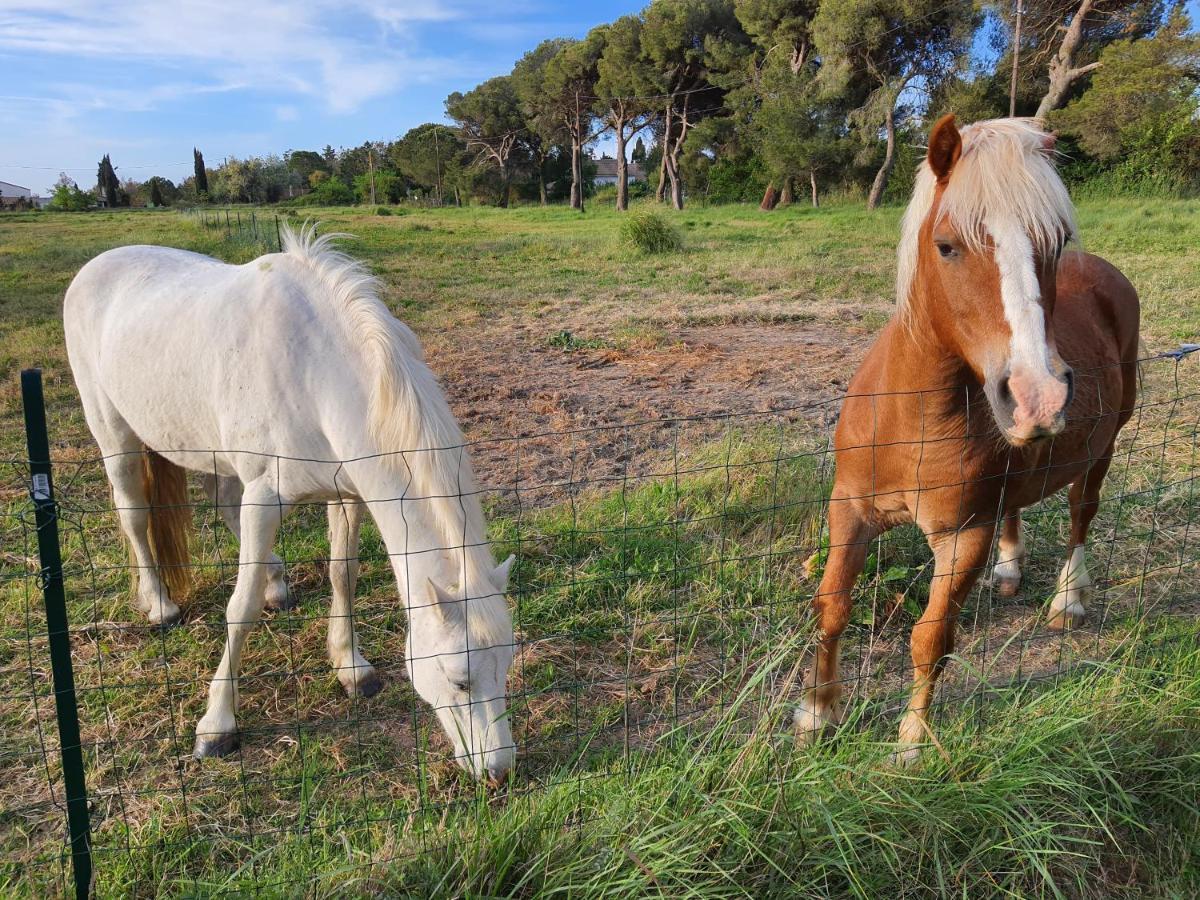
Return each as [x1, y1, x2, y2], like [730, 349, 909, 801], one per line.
[619, 211, 683, 254]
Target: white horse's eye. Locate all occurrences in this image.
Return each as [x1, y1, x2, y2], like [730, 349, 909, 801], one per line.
[452, 680, 469, 693]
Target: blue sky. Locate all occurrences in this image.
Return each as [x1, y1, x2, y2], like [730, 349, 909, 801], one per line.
[0, 1, 643, 193]
[3, 1, 1198, 195]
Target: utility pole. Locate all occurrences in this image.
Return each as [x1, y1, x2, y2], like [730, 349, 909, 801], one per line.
[433, 126, 443, 207]
[1009, 0, 1023, 117]
[368, 148, 377, 205]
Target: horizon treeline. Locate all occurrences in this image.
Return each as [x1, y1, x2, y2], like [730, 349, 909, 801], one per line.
[48, 0, 1200, 213]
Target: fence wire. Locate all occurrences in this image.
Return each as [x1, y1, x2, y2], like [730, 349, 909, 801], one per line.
[2, 348, 1197, 896]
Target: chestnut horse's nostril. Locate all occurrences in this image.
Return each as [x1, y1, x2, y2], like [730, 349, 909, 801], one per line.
[998, 376, 1013, 404]
[1063, 368, 1075, 407]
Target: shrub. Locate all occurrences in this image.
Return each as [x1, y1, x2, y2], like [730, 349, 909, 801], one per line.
[375, 206, 393, 216]
[619, 211, 682, 254]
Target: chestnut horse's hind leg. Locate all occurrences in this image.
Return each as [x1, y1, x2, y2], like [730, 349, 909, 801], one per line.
[991, 511, 1024, 597]
[795, 500, 878, 745]
[896, 524, 994, 765]
[1049, 454, 1112, 630]
[200, 472, 294, 612]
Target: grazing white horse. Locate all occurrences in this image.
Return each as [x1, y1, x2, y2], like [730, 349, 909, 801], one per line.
[63, 225, 516, 782]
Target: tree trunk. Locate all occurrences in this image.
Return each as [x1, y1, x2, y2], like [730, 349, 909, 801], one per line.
[810, 170, 819, 208]
[570, 137, 584, 211]
[1035, 0, 1101, 119]
[779, 176, 794, 206]
[498, 161, 510, 209]
[538, 157, 547, 206]
[665, 96, 689, 211]
[867, 103, 896, 210]
[760, 184, 779, 211]
[615, 126, 629, 212]
[656, 107, 670, 203]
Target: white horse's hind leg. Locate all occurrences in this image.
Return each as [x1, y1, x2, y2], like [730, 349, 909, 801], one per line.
[991, 512, 1025, 598]
[194, 479, 284, 758]
[327, 500, 380, 698]
[104, 450, 181, 625]
[200, 472, 293, 611]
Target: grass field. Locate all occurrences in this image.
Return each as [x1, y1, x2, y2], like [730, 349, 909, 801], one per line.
[1, 199, 1198, 897]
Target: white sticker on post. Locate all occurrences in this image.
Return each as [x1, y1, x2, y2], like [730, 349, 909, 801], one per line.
[32, 473, 50, 501]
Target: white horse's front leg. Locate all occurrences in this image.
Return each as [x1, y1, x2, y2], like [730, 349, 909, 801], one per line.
[327, 500, 380, 698]
[194, 480, 284, 758]
[201, 472, 293, 611]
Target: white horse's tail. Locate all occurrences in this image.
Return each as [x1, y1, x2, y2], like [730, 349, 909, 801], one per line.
[141, 447, 192, 599]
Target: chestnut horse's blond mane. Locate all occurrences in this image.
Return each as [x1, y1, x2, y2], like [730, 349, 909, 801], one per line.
[896, 117, 1078, 315]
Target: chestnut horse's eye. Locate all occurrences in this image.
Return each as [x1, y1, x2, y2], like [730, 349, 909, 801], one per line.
[936, 242, 956, 259]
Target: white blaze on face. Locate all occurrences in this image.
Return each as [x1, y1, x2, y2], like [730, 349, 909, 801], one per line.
[987, 216, 1067, 434]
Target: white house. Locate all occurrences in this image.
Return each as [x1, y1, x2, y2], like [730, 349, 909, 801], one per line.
[0, 180, 33, 207]
[592, 156, 645, 186]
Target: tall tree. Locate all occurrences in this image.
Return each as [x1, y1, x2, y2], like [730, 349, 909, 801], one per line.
[1029, 0, 1165, 117]
[538, 34, 606, 210]
[390, 123, 471, 204]
[148, 177, 165, 207]
[1052, 7, 1200, 159]
[97, 154, 120, 207]
[594, 16, 660, 210]
[193, 148, 209, 199]
[642, 0, 747, 210]
[814, 0, 974, 209]
[513, 38, 573, 205]
[632, 136, 647, 163]
[446, 76, 526, 207]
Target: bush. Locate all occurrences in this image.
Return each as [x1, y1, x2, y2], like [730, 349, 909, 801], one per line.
[375, 206, 393, 216]
[619, 211, 682, 254]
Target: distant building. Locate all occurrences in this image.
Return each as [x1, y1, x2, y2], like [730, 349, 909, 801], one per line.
[0, 180, 33, 207]
[592, 156, 645, 186]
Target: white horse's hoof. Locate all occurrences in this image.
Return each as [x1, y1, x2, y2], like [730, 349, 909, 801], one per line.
[265, 579, 294, 612]
[147, 604, 182, 628]
[336, 667, 381, 700]
[193, 731, 240, 759]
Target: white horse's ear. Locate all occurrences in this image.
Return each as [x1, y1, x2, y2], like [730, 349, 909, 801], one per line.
[426, 578, 461, 623]
[493, 554, 515, 591]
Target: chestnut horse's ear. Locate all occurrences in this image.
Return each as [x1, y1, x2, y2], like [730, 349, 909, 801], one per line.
[927, 114, 962, 181]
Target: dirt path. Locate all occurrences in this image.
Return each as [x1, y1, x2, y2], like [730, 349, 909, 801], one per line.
[427, 320, 868, 498]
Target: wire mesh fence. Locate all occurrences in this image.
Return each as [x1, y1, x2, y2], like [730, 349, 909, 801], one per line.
[178, 208, 284, 253]
[3, 346, 1198, 896]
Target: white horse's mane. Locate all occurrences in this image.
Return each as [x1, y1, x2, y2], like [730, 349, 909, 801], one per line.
[896, 117, 1078, 315]
[280, 222, 510, 645]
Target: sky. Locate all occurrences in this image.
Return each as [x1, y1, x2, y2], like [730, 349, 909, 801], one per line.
[3, 1, 1198, 196]
[0, 0, 643, 194]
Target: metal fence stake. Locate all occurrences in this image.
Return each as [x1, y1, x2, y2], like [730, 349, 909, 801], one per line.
[21, 369, 92, 900]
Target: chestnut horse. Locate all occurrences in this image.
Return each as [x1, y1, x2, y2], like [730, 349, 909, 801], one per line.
[796, 116, 1140, 763]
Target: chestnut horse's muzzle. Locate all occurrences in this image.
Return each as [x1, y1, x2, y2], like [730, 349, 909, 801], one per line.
[986, 364, 1074, 445]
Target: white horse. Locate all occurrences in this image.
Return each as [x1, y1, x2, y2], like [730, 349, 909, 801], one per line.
[63, 225, 516, 783]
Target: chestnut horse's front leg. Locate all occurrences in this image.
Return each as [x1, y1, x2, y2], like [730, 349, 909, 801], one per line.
[895, 523, 994, 765]
[795, 497, 878, 745]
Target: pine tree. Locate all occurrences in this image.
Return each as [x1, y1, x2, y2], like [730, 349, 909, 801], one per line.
[631, 136, 647, 164]
[193, 148, 209, 198]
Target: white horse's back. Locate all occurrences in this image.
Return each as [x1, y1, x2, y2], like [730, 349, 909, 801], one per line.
[65, 239, 390, 494]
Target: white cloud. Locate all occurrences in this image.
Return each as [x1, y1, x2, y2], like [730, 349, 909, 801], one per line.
[0, 0, 485, 113]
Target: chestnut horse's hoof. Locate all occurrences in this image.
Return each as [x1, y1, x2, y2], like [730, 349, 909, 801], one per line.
[354, 669, 383, 699]
[193, 731, 241, 759]
[1047, 600, 1086, 631]
[995, 576, 1021, 598]
[889, 744, 923, 768]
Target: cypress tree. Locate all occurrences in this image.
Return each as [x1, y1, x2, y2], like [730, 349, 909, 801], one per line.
[97, 154, 119, 207]
[194, 148, 209, 198]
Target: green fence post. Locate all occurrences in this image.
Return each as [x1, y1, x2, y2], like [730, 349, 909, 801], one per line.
[21, 369, 92, 900]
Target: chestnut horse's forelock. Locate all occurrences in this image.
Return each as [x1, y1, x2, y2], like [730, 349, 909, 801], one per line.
[895, 117, 1077, 317]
